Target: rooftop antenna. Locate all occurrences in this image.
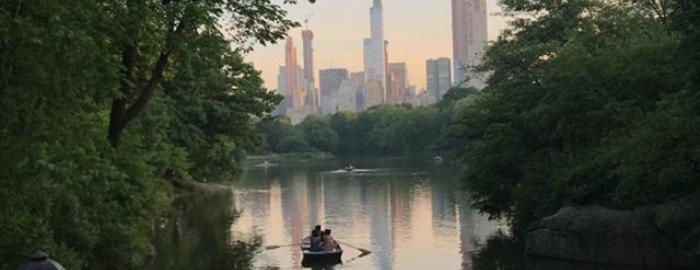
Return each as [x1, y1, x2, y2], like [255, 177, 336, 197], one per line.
[304, 12, 314, 30]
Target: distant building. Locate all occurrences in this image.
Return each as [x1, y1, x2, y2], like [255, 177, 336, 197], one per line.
[363, 0, 386, 102]
[452, 0, 488, 88]
[364, 80, 384, 109]
[387, 63, 407, 104]
[417, 88, 436, 106]
[276, 66, 288, 113]
[319, 68, 349, 115]
[426, 58, 452, 101]
[403, 85, 417, 105]
[285, 37, 305, 109]
[351, 72, 366, 110]
[336, 79, 357, 113]
[301, 29, 319, 113]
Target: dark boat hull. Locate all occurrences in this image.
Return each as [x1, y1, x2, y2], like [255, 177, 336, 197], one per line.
[300, 238, 343, 267]
[301, 250, 342, 267]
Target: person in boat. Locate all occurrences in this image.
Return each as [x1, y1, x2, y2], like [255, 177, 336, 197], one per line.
[320, 229, 339, 251]
[311, 225, 322, 238]
[309, 229, 323, 251]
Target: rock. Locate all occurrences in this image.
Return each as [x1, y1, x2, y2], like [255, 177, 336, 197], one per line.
[524, 193, 700, 268]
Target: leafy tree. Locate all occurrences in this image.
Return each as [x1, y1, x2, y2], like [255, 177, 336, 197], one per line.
[278, 135, 313, 153]
[329, 111, 358, 154]
[0, 0, 308, 268]
[452, 0, 700, 234]
[298, 115, 339, 153]
[256, 116, 298, 153]
[106, 0, 298, 147]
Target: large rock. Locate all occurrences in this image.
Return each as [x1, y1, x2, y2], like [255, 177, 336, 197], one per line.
[524, 194, 700, 268]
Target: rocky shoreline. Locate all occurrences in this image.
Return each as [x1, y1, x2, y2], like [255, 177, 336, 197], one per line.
[524, 193, 700, 268]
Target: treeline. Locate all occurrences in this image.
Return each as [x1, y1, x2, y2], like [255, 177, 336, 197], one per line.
[453, 0, 700, 233]
[0, 1, 297, 269]
[257, 88, 477, 157]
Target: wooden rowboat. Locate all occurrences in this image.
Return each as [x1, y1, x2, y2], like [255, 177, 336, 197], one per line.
[300, 237, 343, 267]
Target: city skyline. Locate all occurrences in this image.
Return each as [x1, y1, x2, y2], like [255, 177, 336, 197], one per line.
[247, 0, 509, 92]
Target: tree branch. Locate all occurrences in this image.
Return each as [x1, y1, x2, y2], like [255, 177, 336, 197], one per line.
[123, 51, 170, 123]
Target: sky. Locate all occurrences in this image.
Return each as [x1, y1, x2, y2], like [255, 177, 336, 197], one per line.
[245, 0, 511, 91]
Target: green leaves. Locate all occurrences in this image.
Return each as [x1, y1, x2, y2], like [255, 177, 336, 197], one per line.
[1, 0, 296, 268]
[454, 0, 700, 233]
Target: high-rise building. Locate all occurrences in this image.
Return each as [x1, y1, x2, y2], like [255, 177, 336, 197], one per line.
[277, 66, 288, 97]
[351, 72, 366, 110]
[336, 79, 357, 113]
[301, 29, 318, 113]
[364, 80, 384, 109]
[426, 58, 452, 101]
[452, 0, 488, 88]
[319, 68, 349, 115]
[363, 0, 386, 102]
[285, 37, 305, 109]
[276, 66, 289, 113]
[388, 63, 407, 104]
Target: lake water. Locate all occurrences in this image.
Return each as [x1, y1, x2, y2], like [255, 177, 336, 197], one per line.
[143, 157, 651, 270]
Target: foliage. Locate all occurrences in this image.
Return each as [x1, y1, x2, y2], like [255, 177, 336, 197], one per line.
[298, 115, 339, 153]
[453, 0, 700, 233]
[257, 97, 476, 157]
[0, 0, 301, 268]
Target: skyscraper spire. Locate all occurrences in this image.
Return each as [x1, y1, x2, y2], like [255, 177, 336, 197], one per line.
[363, 0, 387, 106]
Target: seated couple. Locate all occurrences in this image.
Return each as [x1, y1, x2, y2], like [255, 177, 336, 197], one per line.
[309, 225, 339, 252]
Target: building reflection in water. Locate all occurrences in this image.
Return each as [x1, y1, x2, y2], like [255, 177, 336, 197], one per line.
[232, 159, 500, 269]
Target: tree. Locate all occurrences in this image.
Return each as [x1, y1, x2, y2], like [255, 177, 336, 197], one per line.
[0, 0, 309, 268]
[453, 0, 697, 233]
[106, 0, 299, 147]
[298, 115, 339, 153]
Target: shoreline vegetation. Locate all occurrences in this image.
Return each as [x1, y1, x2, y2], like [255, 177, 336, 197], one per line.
[0, 1, 301, 269]
[2, 0, 699, 269]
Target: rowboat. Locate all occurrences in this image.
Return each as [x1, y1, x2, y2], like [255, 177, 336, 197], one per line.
[300, 237, 343, 267]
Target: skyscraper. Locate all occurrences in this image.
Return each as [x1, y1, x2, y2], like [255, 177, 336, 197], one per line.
[452, 0, 488, 88]
[426, 57, 452, 101]
[301, 29, 318, 113]
[336, 79, 357, 113]
[388, 63, 407, 104]
[285, 37, 304, 109]
[351, 71, 366, 110]
[363, 0, 386, 102]
[319, 68, 349, 115]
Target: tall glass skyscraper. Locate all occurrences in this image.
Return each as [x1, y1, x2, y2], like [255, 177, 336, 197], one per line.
[363, 0, 386, 102]
[301, 29, 318, 113]
[452, 0, 488, 89]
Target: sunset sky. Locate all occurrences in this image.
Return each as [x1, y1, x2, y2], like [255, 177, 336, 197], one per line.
[245, 0, 511, 91]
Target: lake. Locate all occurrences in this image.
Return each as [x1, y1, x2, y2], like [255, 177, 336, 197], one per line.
[143, 157, 650, 270]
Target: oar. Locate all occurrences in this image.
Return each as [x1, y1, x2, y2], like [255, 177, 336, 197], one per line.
[265, 243, 298, 250]
[336, 240, 371, 255]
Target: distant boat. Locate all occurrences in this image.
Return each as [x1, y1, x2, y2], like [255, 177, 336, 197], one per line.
[256, 160, 276, 168]
[433, 156, 443, 163]
[300, 237, 343, 267]
[343, 164, 355, 172]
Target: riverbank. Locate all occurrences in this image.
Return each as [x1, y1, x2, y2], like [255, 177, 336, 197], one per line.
[524, 193, 700, 268]
[247, 152, 334, 163]
[168, 177, 230, 196]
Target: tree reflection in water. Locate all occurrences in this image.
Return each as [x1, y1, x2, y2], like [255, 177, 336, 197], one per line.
[471, 231, 662, 270]
[141, 192, 261, 270]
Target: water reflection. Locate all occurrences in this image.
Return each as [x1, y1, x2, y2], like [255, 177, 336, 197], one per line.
[233, 158, 500, 269]
[144, 157, 654, 270]
[142, 193, 261, 270]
